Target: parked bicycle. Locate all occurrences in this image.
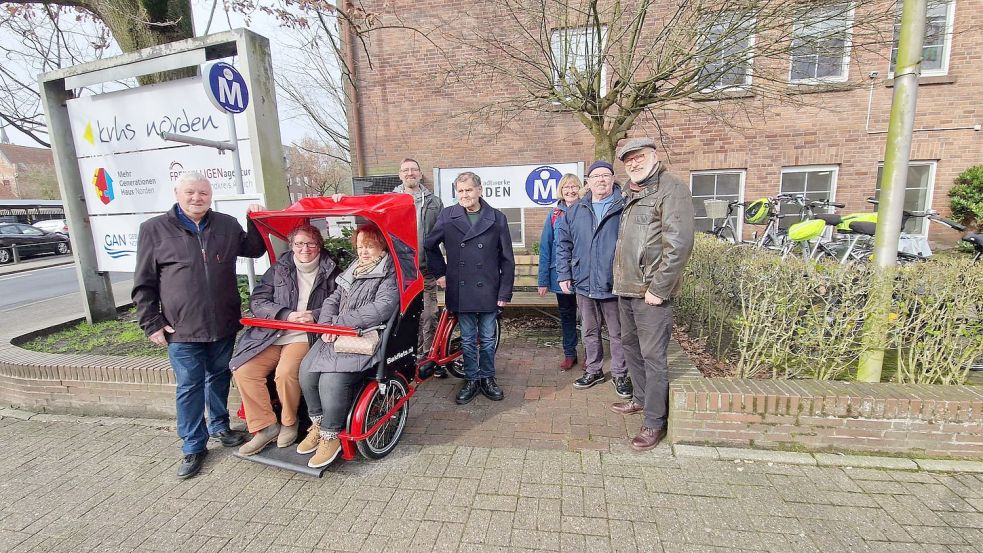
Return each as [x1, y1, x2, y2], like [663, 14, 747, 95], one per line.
[703, 199, 744, 244]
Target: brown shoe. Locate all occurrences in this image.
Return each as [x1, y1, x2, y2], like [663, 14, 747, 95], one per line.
[630, 426, 666, 451]
[610, 400, 643, 415]
[308, 438, 342, 468]
[296, 424, 321, 455]
[559, 356, 578, 371]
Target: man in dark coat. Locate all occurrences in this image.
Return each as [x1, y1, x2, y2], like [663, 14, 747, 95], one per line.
[132, 172, 266, 479]
[425, 171, 515, 404]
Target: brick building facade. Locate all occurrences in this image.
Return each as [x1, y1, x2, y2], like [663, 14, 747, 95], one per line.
[0, 143, 56, 200]
[345, 1, 981, 250]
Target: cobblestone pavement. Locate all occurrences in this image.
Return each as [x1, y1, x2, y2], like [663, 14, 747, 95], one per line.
[2, 415, 983, 553]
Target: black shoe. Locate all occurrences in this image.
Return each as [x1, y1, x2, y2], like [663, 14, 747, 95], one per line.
[177, 450, 207, 479]
[613, 376, 633, 399]
[210, 429, 248, 448]
[573, 372, 606, 389]
[434, 365, 448, 379]
[479, 377, 504, 401]
[456, 380, 481, 404]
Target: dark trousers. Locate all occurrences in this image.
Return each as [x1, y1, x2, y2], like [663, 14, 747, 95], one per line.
[299, 370, 364, 432]
[167, 336, 236, 455]
[555, 292, 579, 358]
[619, 297, 672, 430]
[458, 311, 498, 380]
[577, 295, 626, 377]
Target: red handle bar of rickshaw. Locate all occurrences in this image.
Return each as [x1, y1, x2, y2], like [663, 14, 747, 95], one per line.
[240, 317, 363, 336]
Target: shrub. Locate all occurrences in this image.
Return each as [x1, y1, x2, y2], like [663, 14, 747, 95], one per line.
[677, 234, 983, 384]
[949, 165, 983, 230]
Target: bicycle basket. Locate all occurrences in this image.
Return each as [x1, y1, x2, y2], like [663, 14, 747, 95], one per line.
[744, 198, 771, 225]
[787, 219, 826, 242]
[703, 199, 730, 220]
[836, 212, 877, 232]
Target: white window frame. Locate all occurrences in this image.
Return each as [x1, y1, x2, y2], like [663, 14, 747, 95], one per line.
[889, 0, 955, 78]
[550, 26, 608, 97]
[690, 170, 746, 236]
[779, 165, 840, 227]
[788, 3, 854, 84]
[698, 16, 755, 92]
[874, 161, 937, 236]
[505, 207, 525, 248]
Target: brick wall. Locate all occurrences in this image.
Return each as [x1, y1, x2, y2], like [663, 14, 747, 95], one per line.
[349, 1, 983, 247]
[669, 378, 983, 459]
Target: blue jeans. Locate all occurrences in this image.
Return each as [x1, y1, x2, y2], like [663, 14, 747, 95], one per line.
[555, 293, 578, 358]
[458, 311, 498, 380]
[168, 336, 236, 455]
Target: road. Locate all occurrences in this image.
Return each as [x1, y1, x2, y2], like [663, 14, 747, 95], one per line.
[0, 264, 131, 312]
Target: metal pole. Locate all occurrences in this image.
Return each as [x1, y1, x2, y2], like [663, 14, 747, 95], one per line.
[228, 112, 256, 292]
[857, 0, 926, 382]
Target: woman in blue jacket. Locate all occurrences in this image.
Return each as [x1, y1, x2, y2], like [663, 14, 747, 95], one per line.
[537, 173, 583, 370]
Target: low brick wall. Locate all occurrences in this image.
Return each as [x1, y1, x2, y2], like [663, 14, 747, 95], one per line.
[669, 378, 983, 459]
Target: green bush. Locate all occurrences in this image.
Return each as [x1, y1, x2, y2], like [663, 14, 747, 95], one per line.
[676, 234, 983, 384]
[949, 165, 983, 230]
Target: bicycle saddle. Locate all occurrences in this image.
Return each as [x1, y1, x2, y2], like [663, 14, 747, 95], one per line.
[814, 213, 842, 226]
[849, 221, 877, 236]
[963, 233, 983, 249]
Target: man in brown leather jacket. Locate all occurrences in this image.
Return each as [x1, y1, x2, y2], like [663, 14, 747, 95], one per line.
[608, 138, 695, 451]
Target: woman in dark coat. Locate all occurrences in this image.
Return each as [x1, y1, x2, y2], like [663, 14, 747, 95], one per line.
[296, 223, 399, 468]
[230, 224, 339, 456]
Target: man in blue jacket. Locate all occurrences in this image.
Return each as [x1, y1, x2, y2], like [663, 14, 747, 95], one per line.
[425, 172, 515, 404]
[556, 161, 631, 399]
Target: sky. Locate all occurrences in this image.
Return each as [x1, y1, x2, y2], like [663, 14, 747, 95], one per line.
[2, 1, 334, 148]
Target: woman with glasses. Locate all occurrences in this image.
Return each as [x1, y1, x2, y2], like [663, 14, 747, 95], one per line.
[537, 173, 583, 370]
[229, 224, 340, 456]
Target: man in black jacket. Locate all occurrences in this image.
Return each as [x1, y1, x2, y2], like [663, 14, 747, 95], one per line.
[132, 172, 266, 478]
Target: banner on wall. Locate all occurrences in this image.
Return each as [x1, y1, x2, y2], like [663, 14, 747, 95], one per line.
[434, 162, 584, 209]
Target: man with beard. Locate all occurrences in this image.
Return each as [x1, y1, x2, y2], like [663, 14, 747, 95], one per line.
[608, 138, 695, 451]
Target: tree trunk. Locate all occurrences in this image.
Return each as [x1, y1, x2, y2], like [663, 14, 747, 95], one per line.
[89, 0, 196, 83]
[592, 130, 619, 164]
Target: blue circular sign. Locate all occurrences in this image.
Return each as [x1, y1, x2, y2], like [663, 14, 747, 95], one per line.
[205, 62, 249, 114]
[525, 166, 563, 206]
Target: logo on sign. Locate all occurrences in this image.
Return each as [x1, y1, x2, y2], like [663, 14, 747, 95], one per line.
[92, 168, 114, 205]
[205, 62, 249, 114]
[103, 233, 136, 259]
[525, 166, 563, 206]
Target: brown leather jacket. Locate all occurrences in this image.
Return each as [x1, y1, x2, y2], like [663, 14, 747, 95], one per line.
[612, 165, 695, 299]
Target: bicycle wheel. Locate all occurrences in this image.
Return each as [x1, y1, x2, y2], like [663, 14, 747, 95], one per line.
[715, 226, 739, 244]
[354, 377, 409, 460]
[445, 317, 503, 379]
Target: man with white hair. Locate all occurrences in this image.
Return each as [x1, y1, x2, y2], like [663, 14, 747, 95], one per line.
[608, 138, 695, 451]
[132, 172, 266, 478]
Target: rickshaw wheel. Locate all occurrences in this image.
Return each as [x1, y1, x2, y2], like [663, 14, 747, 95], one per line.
[355, 377, 409, 459]
[445, 318, 503, 379]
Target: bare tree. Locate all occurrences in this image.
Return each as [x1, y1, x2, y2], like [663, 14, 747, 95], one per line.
[285, 137, 351, 197]
[438, 0, 900, 161]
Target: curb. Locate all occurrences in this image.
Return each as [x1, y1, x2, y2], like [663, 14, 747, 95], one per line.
[0, 259, 74, 277]
[0, 407, 176, 431]
[673, 444, 983, 474]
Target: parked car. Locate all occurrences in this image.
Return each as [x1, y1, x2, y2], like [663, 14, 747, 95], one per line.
[0, 223, 71, 263]
[33, 218, 69, 236]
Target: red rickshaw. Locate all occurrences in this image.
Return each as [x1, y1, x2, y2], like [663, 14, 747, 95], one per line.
[234, 194, 491, 476]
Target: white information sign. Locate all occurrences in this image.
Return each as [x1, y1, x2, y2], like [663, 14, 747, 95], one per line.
[88, 213, 161, 272]
[435, 162, 583, 209]
[213, 195, 271, 276]
[66, 77, 249, 158]
[77, 145, 255, 215]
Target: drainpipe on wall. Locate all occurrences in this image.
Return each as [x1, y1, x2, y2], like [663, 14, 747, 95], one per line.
[340, 15, 366, 178]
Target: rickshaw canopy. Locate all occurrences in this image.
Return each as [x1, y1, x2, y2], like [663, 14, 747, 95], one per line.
[248, 195, 423, 312]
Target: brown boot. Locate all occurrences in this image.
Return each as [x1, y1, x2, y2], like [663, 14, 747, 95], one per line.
[610, 400, 643, 415]
[296, 424, 321, 455]
[630, 426, 666, 451]
[308, 438, 342, 468]
[237, 423, 279, 456]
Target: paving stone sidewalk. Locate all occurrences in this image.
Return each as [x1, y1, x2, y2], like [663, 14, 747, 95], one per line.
[2, 414, 983, 553]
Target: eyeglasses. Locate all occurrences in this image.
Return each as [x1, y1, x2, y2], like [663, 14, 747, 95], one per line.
[588, 173, 614, 181]
[292, 241, 319, 250]
[623, 152, 648, 165]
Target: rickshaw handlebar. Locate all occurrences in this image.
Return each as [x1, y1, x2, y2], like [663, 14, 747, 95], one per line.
[239, 318, 384, 337]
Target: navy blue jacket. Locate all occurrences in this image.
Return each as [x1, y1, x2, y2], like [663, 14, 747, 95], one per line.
[555, 187, 624, 300]
[537, 201, 571, 294]
[425, 199, 515, 313]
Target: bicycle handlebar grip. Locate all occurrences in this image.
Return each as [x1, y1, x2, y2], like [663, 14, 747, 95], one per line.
[831, 202, 846, 208]
[931, 215, 966, 231]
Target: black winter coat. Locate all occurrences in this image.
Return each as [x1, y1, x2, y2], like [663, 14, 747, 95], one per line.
[424, 199, 515, 313]
[229, 250, 340, 370]
[132, 206, 266, 342]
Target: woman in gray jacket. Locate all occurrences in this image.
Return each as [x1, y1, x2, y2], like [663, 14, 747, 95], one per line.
[297, 224, 399, 468]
